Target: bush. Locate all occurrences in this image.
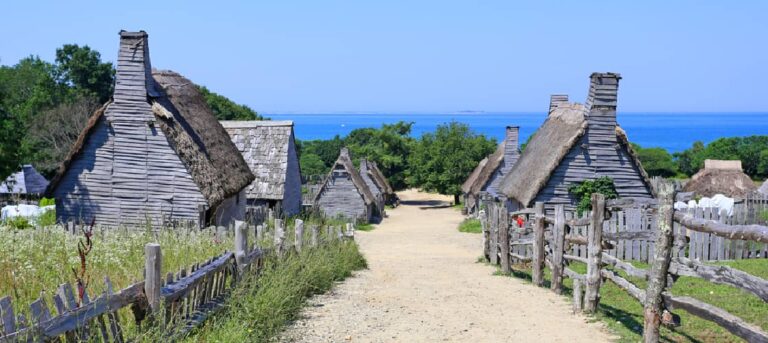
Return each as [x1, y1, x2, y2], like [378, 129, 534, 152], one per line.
[568, 176, 618, 216]
[4, 216, 33, 230]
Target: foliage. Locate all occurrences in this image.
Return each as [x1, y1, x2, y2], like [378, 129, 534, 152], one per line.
[407, 121, 496, 203]
[674, 136, 768, 179]
[299, 153, 327, 178]
[356, 223, 374, 231]
[196, 85, 264, 121]
[54, 44, 114, 103]
[458, 218, 482, 233]
[183, 241, 366, 342]
[567, 176, 618, 215]
[38, 197, 55, 207]
[631, 143, 679, 178]
[3, 216, 33, 230]
[36, 209, 56, 227]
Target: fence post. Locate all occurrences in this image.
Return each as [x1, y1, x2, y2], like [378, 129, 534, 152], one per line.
[643, 182, 675, 342]
[234, 220, 247, 270]
[274, 219, 284, 257]
[337, 226, 344, 240]
[295, 219, 304, 253]
[572, 279, 583, 313]
[499, 196, 511, 274]
[144, 243, 162, 312]
[551, 204, 566, 294]
[346, 223, 355, 239]
[480, 193, 490, 261]
[489, 201, 499, 265]
[532, 202, 545, 287]
[311, 225, 319, 247]
[256, 224, 264, 242]
[584, 193, 605, 313]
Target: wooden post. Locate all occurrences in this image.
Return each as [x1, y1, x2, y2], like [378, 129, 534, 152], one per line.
[234, 220, 247, 269]
[294, 219, 304, 253]
[532, 202, 545, 287]
[572, 279, 583, 313]
[311, 225, 319, 247]
[643, 182, 676, 342]
[337, 226, 344, 240]
[256, 224, 264, 242]
[274, 219, 284, 257]
[489, 201, 498, 265]
[551, 204, 566, 294]
[480, 208, 489, 260]
[584, 193, 605, 313]
[499, 196, 511, 274]
[144, 243, 162, 312]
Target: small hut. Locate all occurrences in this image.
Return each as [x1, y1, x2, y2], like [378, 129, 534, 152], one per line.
[683, 160, 757, 198]
[462, 126, 521, 214]
[461, 157, 488, 213]
[221, 120, 302, 217]
[0, 165, 49, 204]
[313, 148, 376, 222]
[359, 159, 393, 214]
[500, 73, 654, 211]
[46, 31, 254, 227]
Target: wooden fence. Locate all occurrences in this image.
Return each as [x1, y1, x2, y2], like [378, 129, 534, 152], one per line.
[481, 187, 768, 342]
[0, 220, 356, 342]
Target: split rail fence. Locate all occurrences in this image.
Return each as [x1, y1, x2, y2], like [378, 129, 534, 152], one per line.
[0, 220, 356, 342]
[480, 186, 768, 342]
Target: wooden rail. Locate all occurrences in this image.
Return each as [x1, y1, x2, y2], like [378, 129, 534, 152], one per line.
[0, 220, 356, 342]
[478, 185, 768, 342]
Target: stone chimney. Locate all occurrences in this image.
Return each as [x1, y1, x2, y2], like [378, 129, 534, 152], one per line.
[548, 94, 569, 114]
[114, 30, 160, 104]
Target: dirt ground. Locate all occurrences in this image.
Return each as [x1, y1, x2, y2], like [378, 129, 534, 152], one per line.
[280, 189, 613, 342]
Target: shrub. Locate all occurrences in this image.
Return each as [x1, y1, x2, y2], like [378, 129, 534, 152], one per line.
[458, 218, 482, 233]
[568, 176, 618, 216]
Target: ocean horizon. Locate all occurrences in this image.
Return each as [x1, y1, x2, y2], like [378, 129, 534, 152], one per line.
[267, 112, 768, 152]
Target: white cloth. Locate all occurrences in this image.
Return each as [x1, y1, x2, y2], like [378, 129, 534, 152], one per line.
[674, 201, 688, 210]
[1, 204, 54, 221]
[682, 194, 735, 216]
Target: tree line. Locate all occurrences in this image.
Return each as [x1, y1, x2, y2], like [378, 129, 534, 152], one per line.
[0, 44, 263, 179]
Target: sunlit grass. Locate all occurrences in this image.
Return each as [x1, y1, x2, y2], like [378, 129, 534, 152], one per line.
[458, 218, 482, 233]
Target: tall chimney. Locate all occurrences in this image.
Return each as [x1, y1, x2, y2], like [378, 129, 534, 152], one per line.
[114, 30, 160, 104]
[585, 72, 621, 142]
[505, 126, 519, 151]
[548, 94, 569, 114]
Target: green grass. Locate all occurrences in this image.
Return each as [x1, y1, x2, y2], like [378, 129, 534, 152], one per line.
[356, 223, 375, 231]
[180, 240, 367, 342]
[458, 218, 482, 233]
[498, 259, 768, 342]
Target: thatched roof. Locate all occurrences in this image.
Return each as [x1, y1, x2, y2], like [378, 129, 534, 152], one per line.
[221, 120, 298, 200]
[0, 165, 49, 195]
[462, 157, 488, 194]
[46, 32, 254, 208]
[683, 160, 757, 198]
[368, 161, 393, 194]
[314, 148, 375, 205]
[500, 103, 588, 206]
[467, 127, 520, 195]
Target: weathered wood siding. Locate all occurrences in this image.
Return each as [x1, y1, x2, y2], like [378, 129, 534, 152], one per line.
[54, 31, 210, 227]
[316, 166, 370, 222]
[211, 189, 245, 227]
[282, 131, 302, 216]
[533, 74, 652, 210]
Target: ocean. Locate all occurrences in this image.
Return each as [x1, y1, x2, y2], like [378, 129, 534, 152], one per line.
[266, 112, 768, 152]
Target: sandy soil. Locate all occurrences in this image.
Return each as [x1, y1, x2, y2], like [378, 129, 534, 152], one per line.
[280, 189, 613, 342]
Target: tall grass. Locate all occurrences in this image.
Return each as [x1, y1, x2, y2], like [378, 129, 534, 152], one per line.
[182, 240, 367, 342]
[458, 218, 482, 233]
[0, 225, 232, 318]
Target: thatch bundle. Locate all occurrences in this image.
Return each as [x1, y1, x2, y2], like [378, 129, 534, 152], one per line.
[683, 160, 757, 198]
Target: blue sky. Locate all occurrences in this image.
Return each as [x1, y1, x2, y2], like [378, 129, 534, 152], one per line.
[2, 1, 767, 113]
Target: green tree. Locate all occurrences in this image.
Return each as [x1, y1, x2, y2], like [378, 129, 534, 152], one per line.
[674, 136, 768, 179]
[299, 153, 327, 179]
[632, 144, 678, 177]
[197, 86, 264, 121]
[407, 121, 496, 203]
[674, 141, 705, 176]
[299, 135, 346, 170]
[54, 44, 115, 103]
[346, 121, 414, 190]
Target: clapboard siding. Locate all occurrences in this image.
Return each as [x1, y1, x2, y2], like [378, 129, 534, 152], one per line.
[316, 168, 371, 221]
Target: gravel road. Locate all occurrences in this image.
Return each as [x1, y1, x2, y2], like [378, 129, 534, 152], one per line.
[280, 190, 613, 342]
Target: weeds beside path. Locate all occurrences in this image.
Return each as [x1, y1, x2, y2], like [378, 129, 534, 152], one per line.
[280, 189, 613, 342]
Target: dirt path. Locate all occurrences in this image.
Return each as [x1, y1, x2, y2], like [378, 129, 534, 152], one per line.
[281, 190, 613, 342]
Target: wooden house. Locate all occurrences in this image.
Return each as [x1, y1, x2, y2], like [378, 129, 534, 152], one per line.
[683, 160, 757, 198]
[0, 165, 49, 205]
[500, 73, 654, 211]
[221, 120, 302, 217]
[46, 31, 254, 227]
[313, 148, 376, 222]
[462, 126, 521, 214]
[461, 157, 488, 213]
